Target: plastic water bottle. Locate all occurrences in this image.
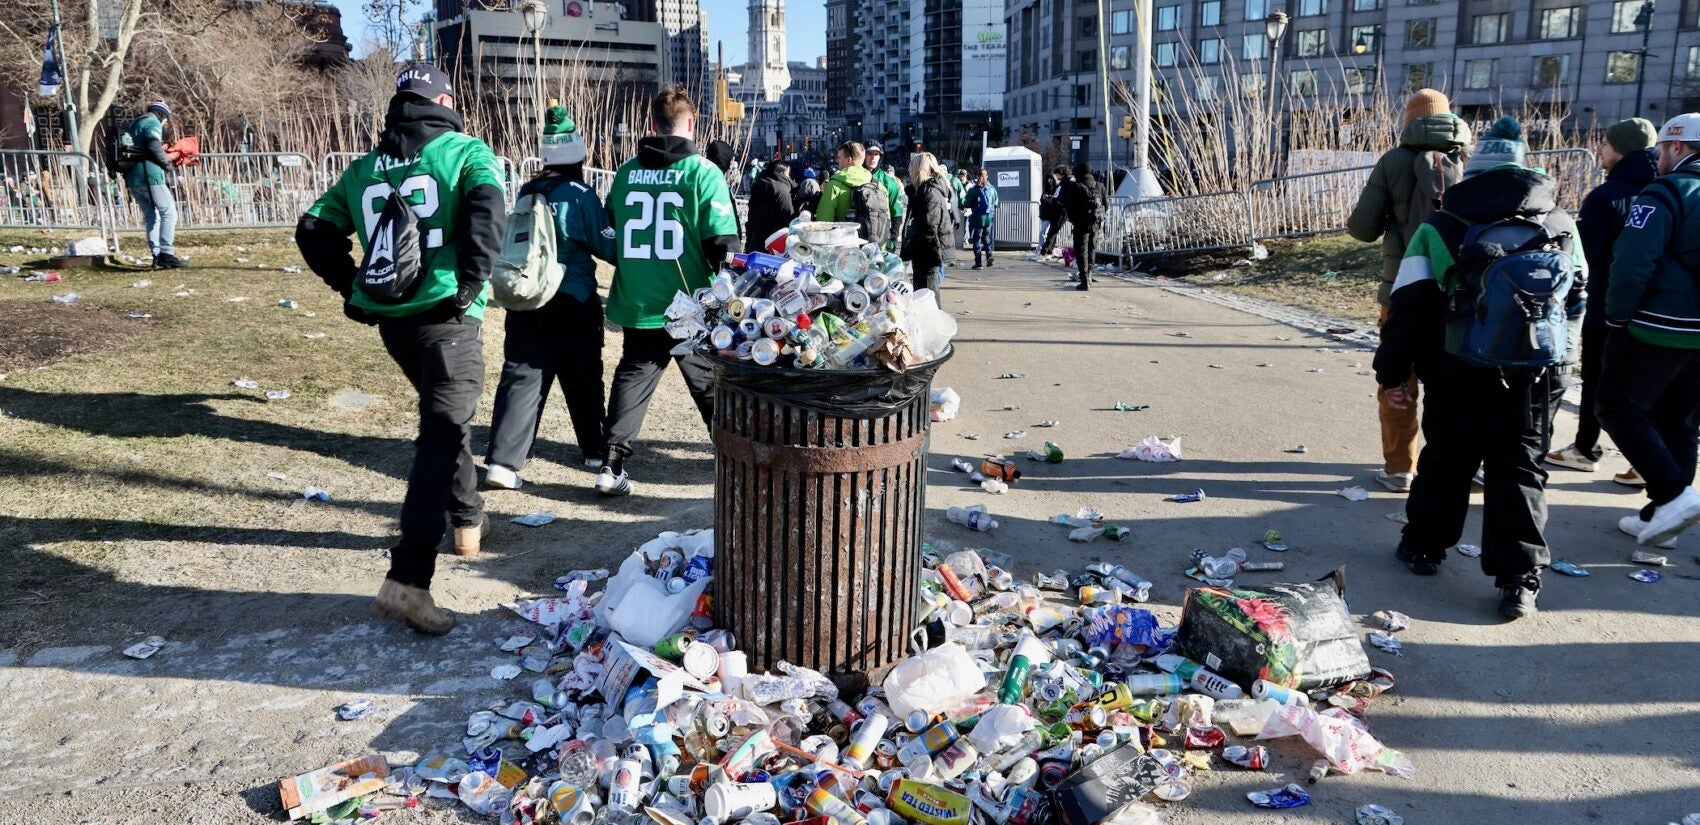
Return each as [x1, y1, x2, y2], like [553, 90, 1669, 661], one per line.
[947, 505, 998, 531]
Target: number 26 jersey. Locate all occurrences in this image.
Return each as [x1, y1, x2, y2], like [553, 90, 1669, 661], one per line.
[605, 139, 739, 330]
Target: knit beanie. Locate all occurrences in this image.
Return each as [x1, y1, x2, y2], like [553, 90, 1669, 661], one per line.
[146, 100, 172, 120]
[1606, 117, 1658, 155]
[1465, 116, 1528, 177]
[540, 101, 586, 166]
[1402, 89, 1449, 127]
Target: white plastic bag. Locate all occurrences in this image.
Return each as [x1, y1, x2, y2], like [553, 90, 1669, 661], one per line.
[882, 643, 987, 720]
[965, 703, 1036, 753]
[930, 387, 961, 422]
[595, 529, 713, 646]
[1119, 436, 1183, 462]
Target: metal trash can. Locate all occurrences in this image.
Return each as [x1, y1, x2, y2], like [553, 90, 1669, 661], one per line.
[712, 349, 953, 680]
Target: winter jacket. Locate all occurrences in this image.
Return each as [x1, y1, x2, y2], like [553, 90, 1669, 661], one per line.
[1347, 114, 1474, 307]
[1607, 152, 1700, 349]
[872, 166, 904, 219]
[816, 164, 873, 223]
[745, 163, 797, 252]
[521, 173, 615, 304]
[1062, 173, 1106, 229]
[1578, 148, 1657, 326]
[123, 113, 175, 189]
[1374, 165, 1586, 388]
[795, 177, 822, 215]
[949, 175, 966, 209]
[902, 175, 958, 266]
[967, 182, 999, 226]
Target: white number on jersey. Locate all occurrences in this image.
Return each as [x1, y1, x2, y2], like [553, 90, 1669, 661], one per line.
[361, 174, 444, 248]
[621, 191, 686, 261]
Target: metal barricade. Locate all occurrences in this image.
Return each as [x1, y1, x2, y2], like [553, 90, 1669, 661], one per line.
[1528, 148, 1599, 213]
[1112, 190, 1258, 257]
[110, 152, 318, 230]
[1248, 165, 1375, 240]
[0, 150, 107, 230]
[993, 199, 1040, 250]
[320, 152, 366, 187]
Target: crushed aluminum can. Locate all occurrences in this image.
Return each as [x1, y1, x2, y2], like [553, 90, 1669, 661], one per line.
[1551, 560, 1590, 577]
[1356, 804, 1405, 825]
[1456, 543, 1483, 558]
[1221, 745, 1268, 770]
[1366, 631, 1404, 656]
[1260, 529, 1288, 552]
[512, 512, 557, 527]
[1246, 783, 1311, 809]
[303, 487, 331, 502]
[1166, 489, 1206, 503]
[1630, 569, 1663, 583]
[1631, 550, 1670, 566]
[336, 699, 377, 721]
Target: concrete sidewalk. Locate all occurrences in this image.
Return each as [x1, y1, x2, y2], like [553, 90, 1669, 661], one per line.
[924, 258, 1700, 823]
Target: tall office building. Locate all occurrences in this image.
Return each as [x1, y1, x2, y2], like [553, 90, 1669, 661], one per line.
[654, 0, 710, 101]
[825, 0, 858, 119]
[908, 0, 1006, 153]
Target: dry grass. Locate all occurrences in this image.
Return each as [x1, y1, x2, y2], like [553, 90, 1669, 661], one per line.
[1144, 234, 1385, 325]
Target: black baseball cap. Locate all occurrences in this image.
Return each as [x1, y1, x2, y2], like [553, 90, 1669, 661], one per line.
[395, 62, 452, 101]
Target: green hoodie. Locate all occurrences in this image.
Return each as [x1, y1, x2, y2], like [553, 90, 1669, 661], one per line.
[1347, 114, 1474, 307]
[816, 164, 873, 223]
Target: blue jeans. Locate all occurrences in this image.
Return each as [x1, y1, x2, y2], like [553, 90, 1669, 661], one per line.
[131, 183, 177, 257]
[971, 222, 993, 266]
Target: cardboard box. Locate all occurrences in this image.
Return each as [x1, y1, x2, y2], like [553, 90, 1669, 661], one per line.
[278, 754, 390, 820]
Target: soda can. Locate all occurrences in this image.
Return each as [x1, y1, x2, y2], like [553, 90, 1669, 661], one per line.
[750, 298, 777, 323]
[711, 275, 738, 303]
[738, 318, 762, 340]
[873, 740, 898, 770]
[608, 759, 642, 809]
[1222, 745, 1269, 771]
[654, 629, 697, 661]
[763, 316, 792, 340]
[1250, 679, 1308, 707]
[863, 273, 891, 296]
[682, 643, 720, 680]
[710, 325, 738, 350]
[930, 740, 979, 780]
[726, 297, 752, 320]
[666, 577, 687, 594]
[905, 709, 932, 733]
[1035, 679, 1065, 703]
[842, 713, 890, 770]
[842, 285, 871, 315]
[1064, 705, 1106, 730]
[1036, 760, 1070, 789]
[735, 341, 755, 361]
[752, 338, 782, 366]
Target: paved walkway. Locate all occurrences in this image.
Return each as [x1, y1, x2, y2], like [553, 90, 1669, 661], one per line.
[3, 257, 1696, 823]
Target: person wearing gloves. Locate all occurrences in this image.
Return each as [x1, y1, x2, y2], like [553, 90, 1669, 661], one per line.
[1347, 89, 1474, 494]
[294, 62, 507, 635]
[1597, 113, 1700, 549]
[483, 104, 615, 491]
[1373, 115, 1583, 620]
[124, 101, 183, 269]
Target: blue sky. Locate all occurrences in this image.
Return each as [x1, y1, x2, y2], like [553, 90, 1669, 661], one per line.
[333, 0, 826, 66]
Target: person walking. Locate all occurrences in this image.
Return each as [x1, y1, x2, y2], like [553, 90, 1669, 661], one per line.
[598, 87, 740, 497]
[901, 152, 957, 292]
[483, 104, 614, 491]
[1033, 173, 1060, 259]
[816, 141, 871, 222]
[1545, 118, 1659, 483]
[954, 168, 973, 247]
[1374, 118, 1583, 619]
[123, 101, 182, 269]
[967, 169, 999, 269]
[1347, 89, 1473, 494]
[866, 144, 905, 249]
[745, 158, 796, 253]
[1597, 113, 1700, 548]
[1044, 166, 1072, 257]
[795, 167, 822, 216]
[1062, 163, 1105, 290]
[294, 62, 507, 635]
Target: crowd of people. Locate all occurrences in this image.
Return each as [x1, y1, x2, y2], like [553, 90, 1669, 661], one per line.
[1353, 89, 1700, 619]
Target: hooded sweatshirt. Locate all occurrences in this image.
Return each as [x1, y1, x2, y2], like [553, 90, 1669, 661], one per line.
[1577, 148, 1656, 325]
[816, 163, 873, 223]
[1347, 114, 1474, 307]
[298, 97, 507, 320]
[1373, 166, 1586, 388]
[604, 135, 740, 329]
[1607, 152, 1700, 348]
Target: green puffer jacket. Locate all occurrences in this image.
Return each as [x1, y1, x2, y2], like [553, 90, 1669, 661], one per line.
[1347, 114, 1473, 308]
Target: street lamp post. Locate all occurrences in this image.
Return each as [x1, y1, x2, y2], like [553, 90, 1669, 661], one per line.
[1633, 0, 1656, 116]
[521, 0, 549, 126]
[1264, 11, 1290, 174]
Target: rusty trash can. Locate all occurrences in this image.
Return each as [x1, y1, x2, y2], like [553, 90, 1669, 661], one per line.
[712, 349, 953, 681]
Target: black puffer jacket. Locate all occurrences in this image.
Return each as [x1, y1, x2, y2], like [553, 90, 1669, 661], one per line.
[745, 162, 796, 252]
[902, 175, 958, 265]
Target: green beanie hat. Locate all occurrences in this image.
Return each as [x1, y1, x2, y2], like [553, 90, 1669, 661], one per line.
[541, 101, 587, 166]
[1606, 117, 1658, 155]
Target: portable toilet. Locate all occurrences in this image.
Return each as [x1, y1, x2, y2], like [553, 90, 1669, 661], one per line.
[980, 146, 1043, 249]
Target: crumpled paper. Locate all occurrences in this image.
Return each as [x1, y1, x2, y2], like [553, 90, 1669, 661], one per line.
[1119, 435, 1183, 462]
[1256, 704, 1414, 777]
[505, 580, 593, 627]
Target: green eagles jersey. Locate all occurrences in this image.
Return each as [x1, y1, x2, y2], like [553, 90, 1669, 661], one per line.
[124, 114, 168, 188]
[605, 154, 738, 329]
[305, 132, 505, 319]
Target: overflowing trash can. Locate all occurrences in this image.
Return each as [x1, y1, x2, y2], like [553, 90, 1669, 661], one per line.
[712, 349, 952, 681]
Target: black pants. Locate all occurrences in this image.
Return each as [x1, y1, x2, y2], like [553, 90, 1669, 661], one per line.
[603, 327, 716, 463]
[1073, 226, 1097, 285]
[1041, 219, 1063, 254]
[1401, 365, 1560, 582]
[913, 257, 943, 293]
[1572, 323, 1606, 458]
[1596, 331, 1700, 509]
[378, 316, 485, 589]
[486, 292, 607, 471]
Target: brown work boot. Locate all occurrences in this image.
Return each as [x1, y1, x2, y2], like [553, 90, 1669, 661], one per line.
[453, 515, 491, 557]
[370, 579, 456, 635]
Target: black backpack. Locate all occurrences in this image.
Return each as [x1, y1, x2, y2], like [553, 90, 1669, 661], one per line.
[356, 173, 427, 304]
[105, 124, 139, 175]
[848, 180, 891, 244]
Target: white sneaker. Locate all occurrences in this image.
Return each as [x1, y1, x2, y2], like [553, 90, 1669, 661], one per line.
[1544, 445, 1599, 472]
[1641, 487, 1700, 546]
[1618, 514, 1678, 549]
[484, 463, 522, 490]
[595, 462, 632, 496]
[1375, 470, 1414, 494]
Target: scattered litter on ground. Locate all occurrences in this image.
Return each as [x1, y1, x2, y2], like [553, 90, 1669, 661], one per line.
[265, 389, 292, 401]
[1004, 430, 1026, 440]
[24, 271, 62, 282]
[1386, 512, 1409, 524]
[233, 378, 260, 389]
[266, 471, 288, 481]
[1024, 441, 1064, 463]
[303, 332, 327, 340]
[1286, 445, 1308, 454]
[997, 373, 1027, 379]
[336, 700, 377, 721]
[302, 487, 331, 502]
[1357, 803, 1405, 825]
[125, 311, 152, 320]
[1371, 611, 1411, 632]
[49, 292, 79, 304]
[1337, 486, 1369, 502]
[1168, 488, 1207, 503]
[227, 296, 250, 302]
[1112, 401, 1150, 411]
[1630, 570, 1663, 583]
[122, 636, 166, 659]
[1455, 544, 1483, 558]
[1632, 551, 1670, 566]
[278, 299, 299, 309]
[513, 512, 557, 527]
[1033, 420, 1059, 428]
[1120, 436, 1183, 462]
[1366, 632, 1404, 656]
[1261, 530, 1289, 552]
[1208, 364, 1226, 369]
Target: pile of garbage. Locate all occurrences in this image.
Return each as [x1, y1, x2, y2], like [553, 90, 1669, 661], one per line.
[283, 533, 1413, 824]
[662, 220, 957, 370]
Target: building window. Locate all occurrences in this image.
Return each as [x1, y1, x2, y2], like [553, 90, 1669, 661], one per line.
[1075, 84, 1090, 106]
[1111, 10, 1132, 35]
[1244, 34, 1268, 60]
[1407, 0, 1437, 5]
[1463, 58, 1498, 89]
[1246, 0, 1269, 21]
[1241, 73, 1266, 99]
[1350, 25, 1380, 53]
[1353, 0, 1383, 9]
[1404, 62, 1432, 91]
[1405, 19, 1435, 48]
[1344, 67, 1377, 93]
[1200, 37, 1223, 64]
[1080, 15, 1097, 37]
[1606, 50, 1641, 83]
[1472, 13, 1506, 44]
[1110, 45, 1132, 69]
[1532, 54, 1571, 88]
[1539, 7, 1580, 39]
[1200, 0, 1221, 26]
[1290, 69, 1319, 95]
[1611, 1, 1649, 34]
[1298, 0, 1326, 16]
[1157, 5, 1179, 31]
[1078, 50, 1097, 71]
[1154, 42, 1178, 66]
[1689, 45, 1700, 80]
[1196, 75, 1219, 101]
[1296, 29, 1328, 57]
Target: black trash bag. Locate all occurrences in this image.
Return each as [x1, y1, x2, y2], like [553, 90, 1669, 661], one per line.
[712, 346, 954, 419]
[1174, 567, 1372, 691]
[1048, 742, 1163, 825]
